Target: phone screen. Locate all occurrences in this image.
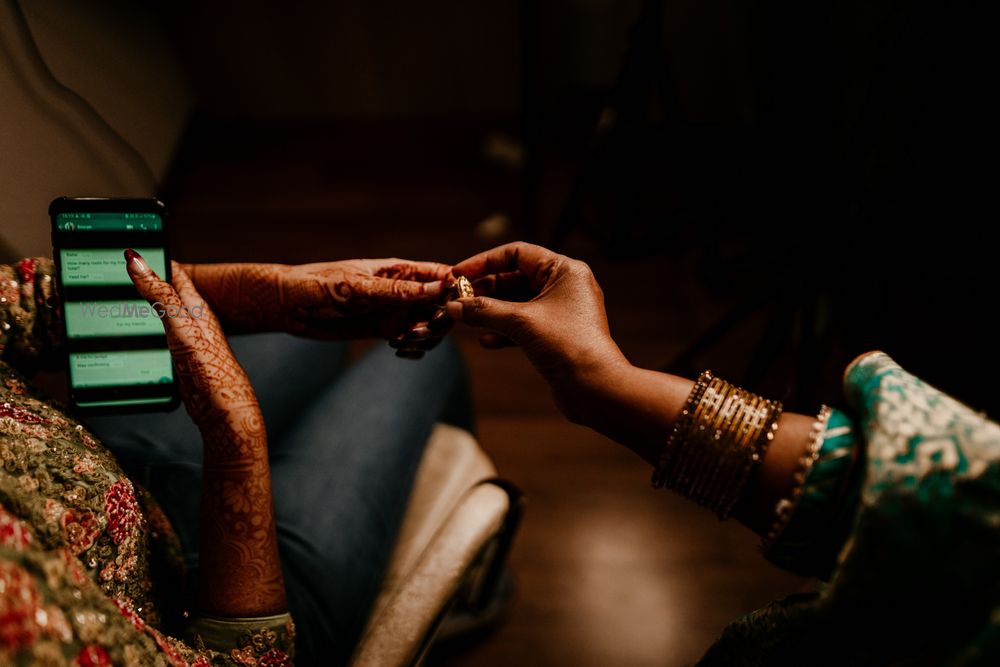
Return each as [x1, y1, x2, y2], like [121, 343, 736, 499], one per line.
[51, 199, 178, 412]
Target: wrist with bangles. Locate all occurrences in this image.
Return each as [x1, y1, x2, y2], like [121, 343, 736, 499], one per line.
[652, 371, 782, 520]
[652, 371, 862, 576]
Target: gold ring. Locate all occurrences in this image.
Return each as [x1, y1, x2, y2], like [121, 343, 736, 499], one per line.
[456, 276, 475, 299]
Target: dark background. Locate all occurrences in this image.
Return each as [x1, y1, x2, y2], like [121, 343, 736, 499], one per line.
[161, 0, 999, 417]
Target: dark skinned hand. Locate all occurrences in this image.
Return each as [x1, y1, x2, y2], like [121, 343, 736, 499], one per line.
[444, 242, 628, 421]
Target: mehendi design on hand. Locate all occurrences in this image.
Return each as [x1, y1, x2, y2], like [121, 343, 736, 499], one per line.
[124, 250, 287, 618]
[184, 259, 452, 340]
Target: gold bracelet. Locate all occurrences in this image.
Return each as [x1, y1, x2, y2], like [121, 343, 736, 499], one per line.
[690, 382, 743, 505]
[699, 389, 756, 511]
[652, 372, 783, 520]
[763, 405, 832, 543]
[652, 371, 712, 488]
[719, 396, 781, 519]
[676, 377, 728, 497]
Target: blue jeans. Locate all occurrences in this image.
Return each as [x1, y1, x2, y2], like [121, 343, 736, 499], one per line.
[87, 334, 473, 666]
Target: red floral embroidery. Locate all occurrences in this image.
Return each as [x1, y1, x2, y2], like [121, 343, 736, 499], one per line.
[112, 597, 145, 630]
[75, 644, 112, 667]
[0, 400, 44, 424]
[44, 498, 64, 525]
[13, 422, 50, 441]
[3, 377, 27, 395]
[0, 503, 33, 550]
[146, 625, 188, 667]
[60, 508, 101, 555]
[231, 645, 257, 665]
[258, 648, 292, 667]
[16, 258, 36, 285]
[57, 548, 92, 587]
[73, 456, 97, 474]
[99, 551, 138, 583]
[80, 431, 100, 450]
[0, 561, 42, 650]
[42, 604, 73, 642]
[112, 597, 190, 667]
[105, 479, 142, 545]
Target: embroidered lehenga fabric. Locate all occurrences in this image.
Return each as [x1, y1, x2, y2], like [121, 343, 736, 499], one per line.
[1, 259, 293, 666]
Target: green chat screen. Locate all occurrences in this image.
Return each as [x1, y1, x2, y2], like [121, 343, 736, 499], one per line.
[64, 300, 166, 337]
[69, 349, 174, 388]
[57, 209, 174, 405]
[59, 247, 166, 287]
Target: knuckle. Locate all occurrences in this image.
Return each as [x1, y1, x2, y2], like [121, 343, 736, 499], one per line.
[567, 259, 601, 291]
[388, 281, 407, 298]
[567, 258, 592, 277]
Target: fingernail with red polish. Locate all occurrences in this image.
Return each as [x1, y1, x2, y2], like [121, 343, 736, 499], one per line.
[124, 248, 149, 274]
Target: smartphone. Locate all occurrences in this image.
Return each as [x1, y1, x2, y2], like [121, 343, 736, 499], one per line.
[50, 197, 179, 413]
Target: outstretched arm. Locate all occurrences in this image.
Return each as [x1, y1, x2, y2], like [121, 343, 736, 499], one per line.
[443, 242, 838, 536]
[183, 259, 452, 341]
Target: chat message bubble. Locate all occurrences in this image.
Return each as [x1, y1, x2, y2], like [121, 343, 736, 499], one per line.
[60, 248, 166, 286]
[69, 349, 173, 388]
[64, 300, 167, 338]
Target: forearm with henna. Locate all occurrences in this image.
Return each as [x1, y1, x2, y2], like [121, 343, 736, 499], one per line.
[197, 399, 286, 617]
[169, 307, 287, 617]
[184, 260, 451, 340]
[182, 263, 288, 333]
[126, 254, 287, 618]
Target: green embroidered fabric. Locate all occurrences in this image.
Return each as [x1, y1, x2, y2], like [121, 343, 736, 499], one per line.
[698, 352, 1000, 666]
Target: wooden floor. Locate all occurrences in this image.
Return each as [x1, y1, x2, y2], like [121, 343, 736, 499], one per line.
[167, 119, 809, 667]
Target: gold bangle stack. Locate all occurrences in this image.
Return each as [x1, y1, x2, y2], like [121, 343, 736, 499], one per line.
[652, 371, 782, 520]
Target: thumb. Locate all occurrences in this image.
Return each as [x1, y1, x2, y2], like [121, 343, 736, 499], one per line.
[446, 296, 527, 339]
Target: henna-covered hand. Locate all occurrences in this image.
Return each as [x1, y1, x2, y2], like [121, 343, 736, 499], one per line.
[124, 249, 286, 618]
[184, 259, 454, 343]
